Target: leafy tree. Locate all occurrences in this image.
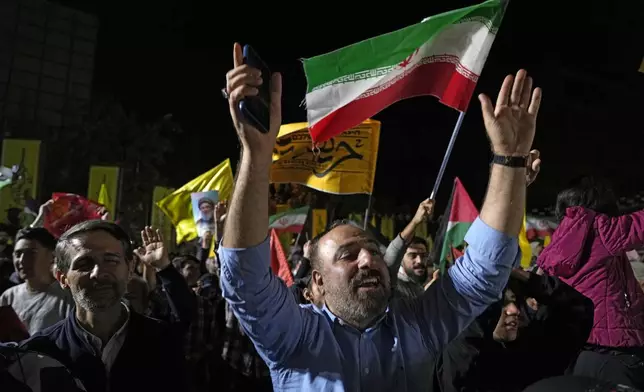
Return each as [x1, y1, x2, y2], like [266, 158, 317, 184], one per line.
[41, 95, 182, 236]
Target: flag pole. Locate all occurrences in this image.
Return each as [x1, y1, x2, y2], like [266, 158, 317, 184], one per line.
[363, 193, 373, 230]
[429, 111, 466, 200]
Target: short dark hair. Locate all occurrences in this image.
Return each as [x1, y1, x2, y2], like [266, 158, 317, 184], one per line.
[172, 254, 200, 270]
[308, 219, 371, 271]
[55, 220, 133, 273]
[408, 236, 428, 250]
[555, 176, 618, 221]
[15, 227, 56, 251]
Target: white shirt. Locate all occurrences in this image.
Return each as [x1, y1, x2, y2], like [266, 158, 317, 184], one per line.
[76, 303, 130, 376]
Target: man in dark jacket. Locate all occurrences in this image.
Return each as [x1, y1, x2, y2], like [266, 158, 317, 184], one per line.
[434, 268, 594, 392]
[14, 221, 193, 392]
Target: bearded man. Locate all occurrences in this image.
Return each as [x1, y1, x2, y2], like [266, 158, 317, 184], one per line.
[218, 42, 543, 391]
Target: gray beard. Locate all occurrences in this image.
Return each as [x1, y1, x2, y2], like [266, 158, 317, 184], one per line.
[325, 285, 390, 329]
[72, 287, 122, 312]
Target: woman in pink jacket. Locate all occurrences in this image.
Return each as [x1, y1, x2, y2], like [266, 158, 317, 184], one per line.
[537, 177, 644, 389]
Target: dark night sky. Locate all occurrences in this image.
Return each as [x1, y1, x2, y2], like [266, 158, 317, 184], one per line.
[57, 0, 644, 212]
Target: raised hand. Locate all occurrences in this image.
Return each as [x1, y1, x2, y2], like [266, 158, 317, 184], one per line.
[225, 43, 282, 156]
[134, 226, 170, 270]
[478, 69, 542, 156]
[412, 199, 435, 225]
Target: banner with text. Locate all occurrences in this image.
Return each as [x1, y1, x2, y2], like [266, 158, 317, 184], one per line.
[271, 119, 380, 195]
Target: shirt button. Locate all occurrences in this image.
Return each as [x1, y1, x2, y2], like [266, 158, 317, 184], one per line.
[364, 368, 370, 375]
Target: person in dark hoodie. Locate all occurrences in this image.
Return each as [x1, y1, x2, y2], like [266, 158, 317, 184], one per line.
[14, 221, 194, 392]
[434, 267, 594, 392]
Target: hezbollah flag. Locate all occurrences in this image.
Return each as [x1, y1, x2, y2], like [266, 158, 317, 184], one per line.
[271, 119, 380, 195]
[88, 166, 120, 217]
[302, 0, 506, 143]
[433, 177, 478, 273]
[158, 159, 234, 244]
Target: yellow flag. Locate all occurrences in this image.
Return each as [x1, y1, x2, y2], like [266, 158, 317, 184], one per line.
[151, 186, 175, 247]
[98, 183, 110, 206]
[380, 216, 395, 241]
[157, 159, 234, 244]
[519, 213, 532, 268]
[0, 139, 41, 223]
[415, 221, 428, 240]
[88, 166, 120, 216]
[312, 209, 327, 238]
[271, 119, 380, 195]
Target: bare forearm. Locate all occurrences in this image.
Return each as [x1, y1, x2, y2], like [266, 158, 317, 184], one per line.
[480, 164, 525, 236]
[222, 151, 270, 248]
[400, 220, 418, 243]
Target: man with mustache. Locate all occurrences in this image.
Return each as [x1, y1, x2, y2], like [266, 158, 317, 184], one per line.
[15, 221, 191, 392]
[219, 42, 542, 391]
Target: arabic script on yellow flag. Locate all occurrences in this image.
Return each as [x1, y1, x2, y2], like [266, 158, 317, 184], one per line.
[158, 159, 234, 244]
[272, 119, 380, 195]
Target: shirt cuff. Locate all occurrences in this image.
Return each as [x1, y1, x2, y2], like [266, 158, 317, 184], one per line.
[464, 217, 518, 263]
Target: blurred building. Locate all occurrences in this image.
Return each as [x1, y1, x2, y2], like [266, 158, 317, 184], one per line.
[0, 0, 98, 134]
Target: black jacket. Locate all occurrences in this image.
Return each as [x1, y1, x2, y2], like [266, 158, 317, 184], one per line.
[18, 310, 187, 392]
[434, 272, 594, 392]
[15, 266, 195, 392]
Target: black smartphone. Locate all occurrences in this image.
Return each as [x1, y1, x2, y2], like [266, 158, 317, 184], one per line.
[238, 45, 271, 133]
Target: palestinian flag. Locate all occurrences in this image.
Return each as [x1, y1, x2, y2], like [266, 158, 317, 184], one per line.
[303, 0, 506, 143]
[433, 178, 478, 273]
[268, 206, 309, 233]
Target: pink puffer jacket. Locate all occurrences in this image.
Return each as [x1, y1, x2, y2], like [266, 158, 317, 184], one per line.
[537, 207, 644, 348]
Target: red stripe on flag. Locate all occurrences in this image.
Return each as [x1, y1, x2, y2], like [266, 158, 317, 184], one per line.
[309, 61, 477, 143]
[269, 229, 294, 287]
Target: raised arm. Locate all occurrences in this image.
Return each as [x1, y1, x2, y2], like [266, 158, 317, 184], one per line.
[218, 43, 304, 364]
[597, 209, 644, 256]
[385, 199, 434, 275]
[412, 70, 543, 353]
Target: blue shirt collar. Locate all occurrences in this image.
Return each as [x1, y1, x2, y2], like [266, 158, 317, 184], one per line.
[318, 303, 392, 332]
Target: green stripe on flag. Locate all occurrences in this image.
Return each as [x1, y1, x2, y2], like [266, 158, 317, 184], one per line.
[303, 0, 504, 93]
[268, 206, 309, 226]
[439, 221, 472, 272]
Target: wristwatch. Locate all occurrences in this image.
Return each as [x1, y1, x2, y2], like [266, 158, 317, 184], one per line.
[491, 154, 528, 168]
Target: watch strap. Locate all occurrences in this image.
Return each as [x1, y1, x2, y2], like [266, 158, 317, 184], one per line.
[491, 154, 528, 168]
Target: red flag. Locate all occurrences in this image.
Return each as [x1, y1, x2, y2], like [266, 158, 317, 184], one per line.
[269, 229, 294, 287]
[44, 193, 104, 238]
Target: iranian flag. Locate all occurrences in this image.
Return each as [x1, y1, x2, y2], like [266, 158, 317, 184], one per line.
[433, 178, 478, 272]
[268, 206, 309, 233]
[303, 0, 506, 143]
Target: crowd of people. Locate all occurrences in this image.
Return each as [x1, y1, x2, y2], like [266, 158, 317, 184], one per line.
[0, 44, 643, 392]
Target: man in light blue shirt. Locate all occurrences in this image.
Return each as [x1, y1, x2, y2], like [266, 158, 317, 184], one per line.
[219, 42, 543, 392]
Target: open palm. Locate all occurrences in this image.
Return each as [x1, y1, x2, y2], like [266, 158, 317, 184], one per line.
[479, 70, 542, 156]
[134, 226, 169, 269]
